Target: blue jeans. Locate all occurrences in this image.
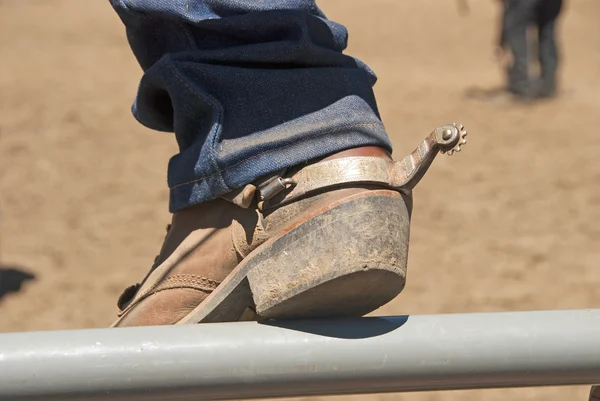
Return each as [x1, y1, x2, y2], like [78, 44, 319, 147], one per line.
[502, 0, 562, 96]
[110, 0, 392, 212]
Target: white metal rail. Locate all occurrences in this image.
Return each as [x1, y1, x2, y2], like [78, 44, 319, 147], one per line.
[1, 309, 599, 400]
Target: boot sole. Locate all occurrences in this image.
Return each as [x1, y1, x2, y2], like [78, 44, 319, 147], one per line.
[176, 190, 410, 324]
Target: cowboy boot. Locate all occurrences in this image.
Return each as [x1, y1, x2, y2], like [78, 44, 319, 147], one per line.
[112, 124, 467, 326]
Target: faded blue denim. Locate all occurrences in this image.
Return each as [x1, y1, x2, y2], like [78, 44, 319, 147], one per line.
[502, 0, 562, 97]
[110, 0, 392, 212]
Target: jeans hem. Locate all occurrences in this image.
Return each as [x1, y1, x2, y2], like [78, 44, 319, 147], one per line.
[167, 130, 392, 212]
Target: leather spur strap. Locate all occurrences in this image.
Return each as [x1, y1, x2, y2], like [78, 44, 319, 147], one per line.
[258, 123, 468, 209]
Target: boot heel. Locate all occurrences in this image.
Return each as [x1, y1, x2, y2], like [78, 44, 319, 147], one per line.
[247, 191, 410, 319]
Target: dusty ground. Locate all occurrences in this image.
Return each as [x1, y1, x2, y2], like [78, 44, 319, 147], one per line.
[1, 0, 599, 400]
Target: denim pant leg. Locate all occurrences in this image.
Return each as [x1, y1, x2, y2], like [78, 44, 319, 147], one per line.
[537, 19, 558, 95]
[536, 0, 562, 95]
[110, 1, 392, 212]
[503, 0, 538, 96]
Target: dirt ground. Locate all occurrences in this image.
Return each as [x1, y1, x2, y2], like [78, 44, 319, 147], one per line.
[1, 0, 599, 400]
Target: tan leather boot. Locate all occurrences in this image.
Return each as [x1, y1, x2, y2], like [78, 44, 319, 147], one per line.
[111, 124, 467, 327]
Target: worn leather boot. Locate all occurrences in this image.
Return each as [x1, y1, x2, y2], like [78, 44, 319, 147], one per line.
[112, 124, 467, 327]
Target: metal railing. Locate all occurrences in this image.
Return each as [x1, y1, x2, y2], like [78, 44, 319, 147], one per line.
[1, 309, 599, 400]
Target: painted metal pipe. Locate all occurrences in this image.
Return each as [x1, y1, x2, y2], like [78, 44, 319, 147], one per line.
[1, 309, 599, 400]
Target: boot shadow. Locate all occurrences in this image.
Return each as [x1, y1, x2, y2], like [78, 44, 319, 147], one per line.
[0, 266, 35, 300]
[463, 86, 537, 105]
[262, 315, 409, 339]
[464, 86, 507, 100]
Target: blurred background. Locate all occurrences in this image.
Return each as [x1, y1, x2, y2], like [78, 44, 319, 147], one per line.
[1, 0, 599, 400]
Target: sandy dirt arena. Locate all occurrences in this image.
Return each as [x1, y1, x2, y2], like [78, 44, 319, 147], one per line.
[1, 0, 599, 400]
